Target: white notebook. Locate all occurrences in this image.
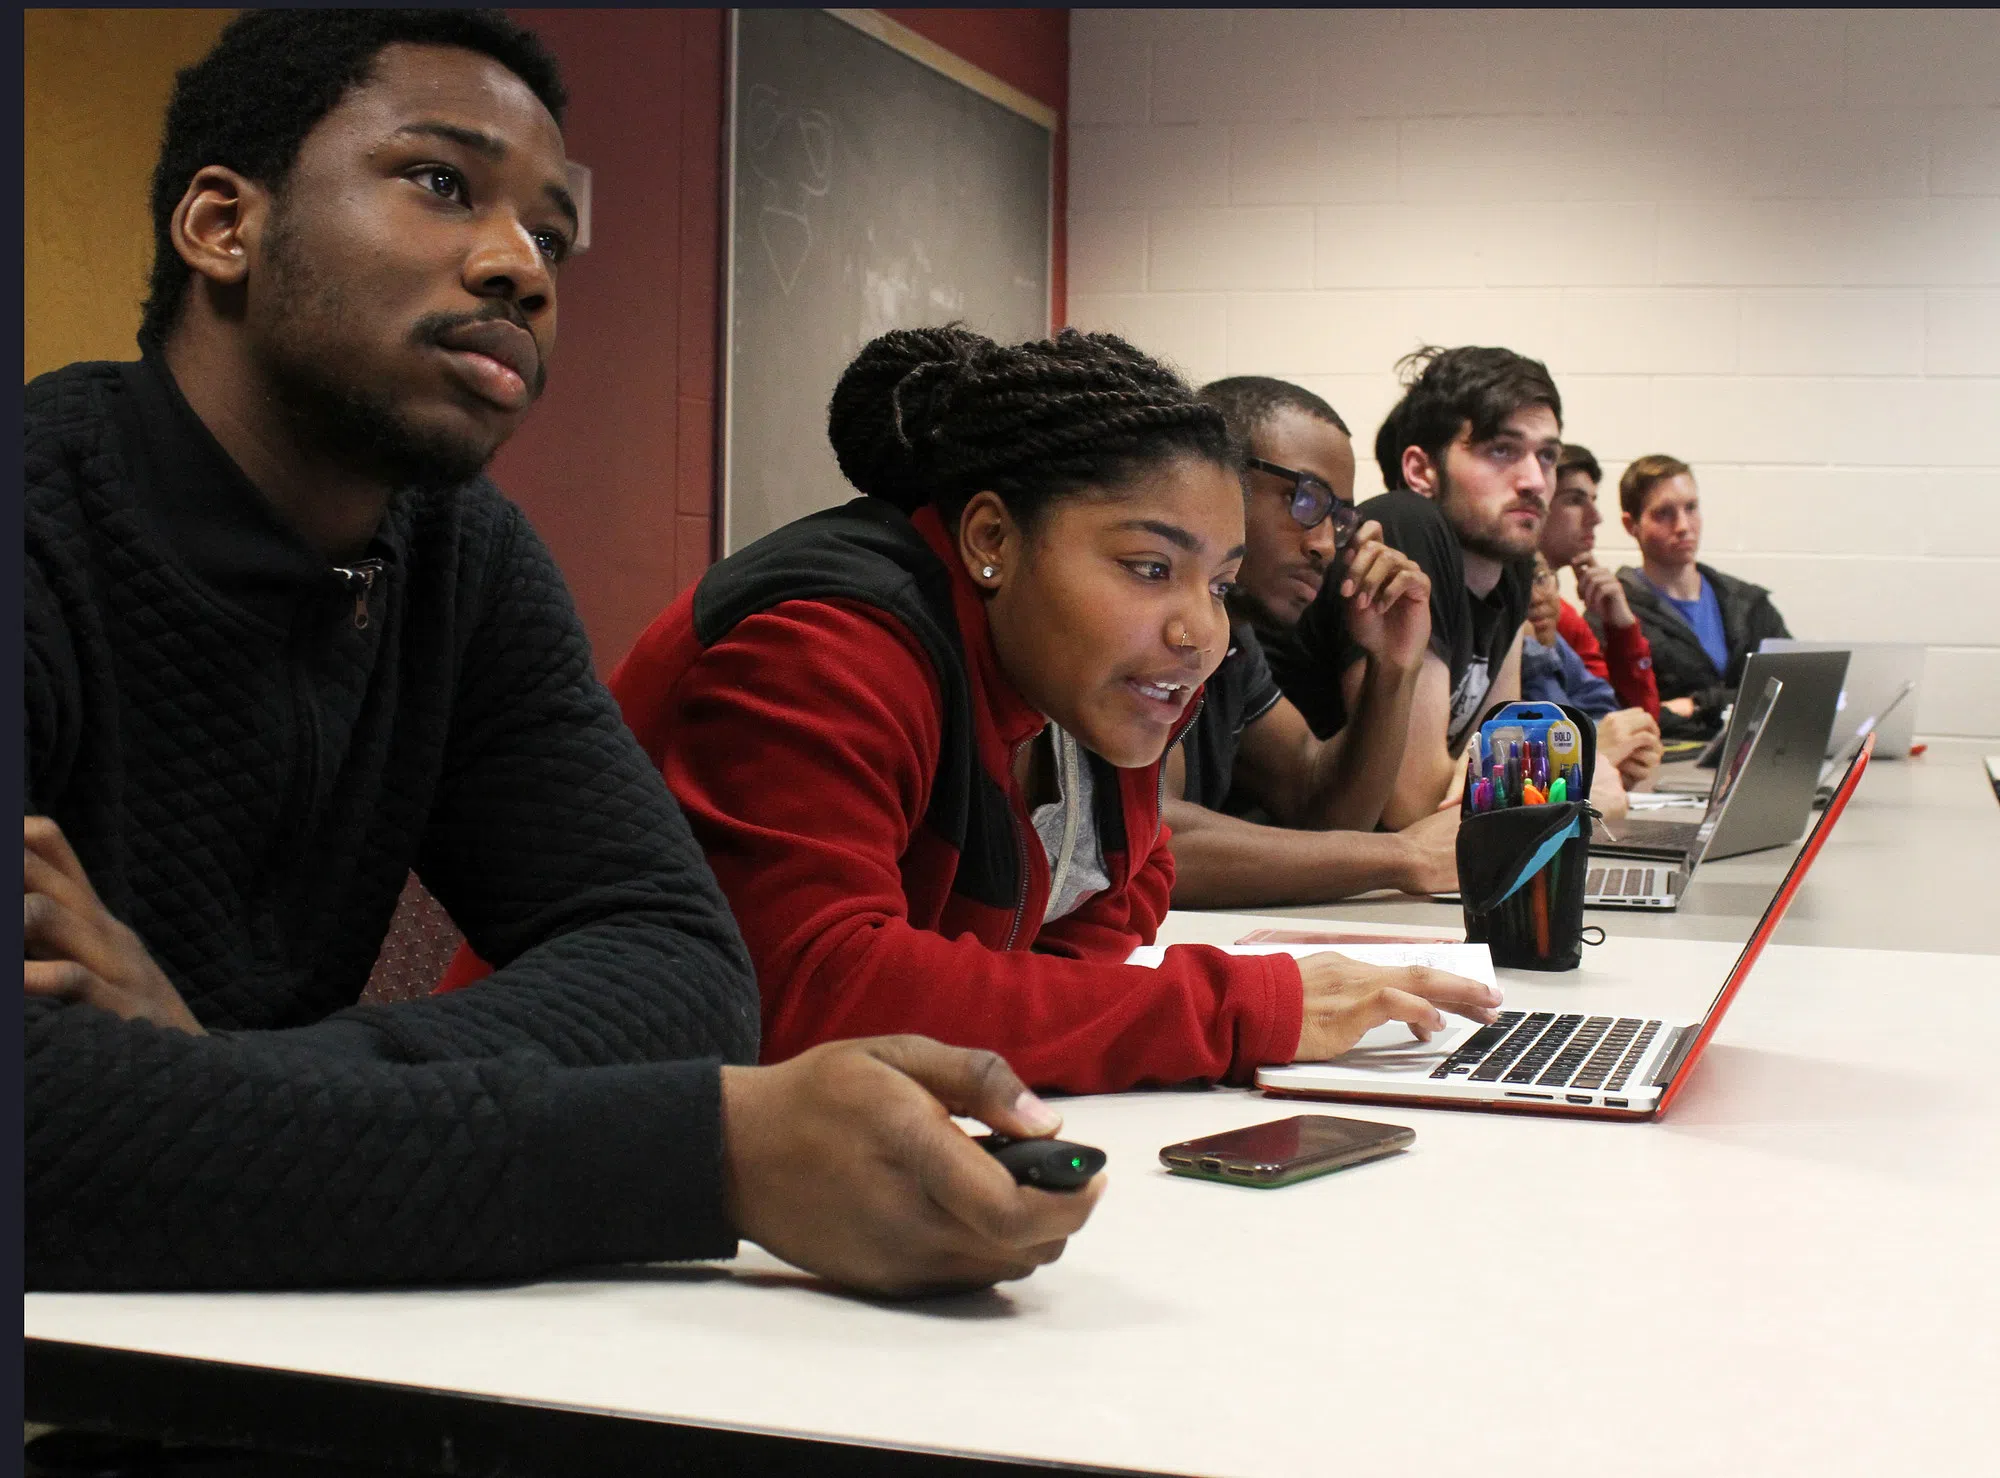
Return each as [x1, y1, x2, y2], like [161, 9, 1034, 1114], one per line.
[1125, 941, 1497, 990]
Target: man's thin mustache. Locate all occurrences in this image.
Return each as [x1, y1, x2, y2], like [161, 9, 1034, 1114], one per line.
[414, 309, 547, 395]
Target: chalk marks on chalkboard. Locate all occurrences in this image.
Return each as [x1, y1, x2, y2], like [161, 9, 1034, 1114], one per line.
[744, 84, 833, 295]
[860, 261, 967, 345]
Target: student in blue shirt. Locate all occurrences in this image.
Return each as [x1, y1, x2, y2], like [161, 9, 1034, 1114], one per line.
[1615, 455, 1790, 741]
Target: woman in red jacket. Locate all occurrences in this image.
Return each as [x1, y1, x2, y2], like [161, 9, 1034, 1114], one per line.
[450, 328, 1499, 1093]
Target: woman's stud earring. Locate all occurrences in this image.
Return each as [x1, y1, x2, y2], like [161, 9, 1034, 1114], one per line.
[981, 565, 997, 580]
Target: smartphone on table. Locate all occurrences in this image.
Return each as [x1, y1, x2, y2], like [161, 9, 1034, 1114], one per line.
[1159, 1114, 1413, 1188]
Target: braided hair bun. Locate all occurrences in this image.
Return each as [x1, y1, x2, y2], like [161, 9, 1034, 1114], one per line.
[826, 325, 1234, 524]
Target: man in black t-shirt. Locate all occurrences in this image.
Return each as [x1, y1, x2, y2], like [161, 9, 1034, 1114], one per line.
[1175, 615, 1288, 818]
[1159, 378, 1458, 908]
[1264, 347, 1559, 826]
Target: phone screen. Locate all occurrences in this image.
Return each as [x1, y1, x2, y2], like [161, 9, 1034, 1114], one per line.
[1160, 1115, 1413, 1187]
[1169, 1115, 1401, 1164]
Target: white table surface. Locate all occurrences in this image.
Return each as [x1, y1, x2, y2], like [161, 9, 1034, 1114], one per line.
[28, 926, 2000, 1477]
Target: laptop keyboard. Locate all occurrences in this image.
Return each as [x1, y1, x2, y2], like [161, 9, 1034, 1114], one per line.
[1430, 1011, 1664, 1092]
[1587, 865, 1659, 900]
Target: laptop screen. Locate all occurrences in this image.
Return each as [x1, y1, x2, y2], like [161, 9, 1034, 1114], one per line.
[1653, 732, 1875, 1115]
[1760, 638, 1926, 758]
[1686, 675, 1783, 868]
[1825, 678, 1916, 777]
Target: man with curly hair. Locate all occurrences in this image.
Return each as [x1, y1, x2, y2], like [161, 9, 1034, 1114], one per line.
[1265, 347, 1657, 823]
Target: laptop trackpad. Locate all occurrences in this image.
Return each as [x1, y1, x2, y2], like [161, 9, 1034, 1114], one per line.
[1328, 1019, 1482, 1075]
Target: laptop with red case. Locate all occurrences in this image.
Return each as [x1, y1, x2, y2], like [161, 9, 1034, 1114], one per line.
[1255, 735, 1874, 1122]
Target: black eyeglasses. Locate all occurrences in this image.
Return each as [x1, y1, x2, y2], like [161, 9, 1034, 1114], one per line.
[1245, 458, 1361, 547]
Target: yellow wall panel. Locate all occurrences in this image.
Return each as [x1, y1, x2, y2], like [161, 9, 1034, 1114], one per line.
[24, 8, 237, 381]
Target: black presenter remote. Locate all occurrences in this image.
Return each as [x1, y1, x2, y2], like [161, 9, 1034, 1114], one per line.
[976, 1133, 1106, 1190]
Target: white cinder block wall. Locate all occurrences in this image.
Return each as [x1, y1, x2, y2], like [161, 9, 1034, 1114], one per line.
[1067, 8, 2000, 738]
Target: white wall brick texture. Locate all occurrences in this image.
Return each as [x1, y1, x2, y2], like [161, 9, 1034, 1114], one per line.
[1068, 8, 2000, 737]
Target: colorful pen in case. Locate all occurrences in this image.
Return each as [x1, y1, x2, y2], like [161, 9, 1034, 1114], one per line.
[1547, 774, 1568, 920]
[1524, 775, 1550, 952]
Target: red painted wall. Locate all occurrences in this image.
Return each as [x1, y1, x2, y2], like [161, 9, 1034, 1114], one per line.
[494, 8, 726, 671]
[497, 9, 1069, 667]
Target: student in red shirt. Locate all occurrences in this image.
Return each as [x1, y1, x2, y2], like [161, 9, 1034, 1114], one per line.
[566, 328, 1498, 1095]
[1538, 444, 1659, 718]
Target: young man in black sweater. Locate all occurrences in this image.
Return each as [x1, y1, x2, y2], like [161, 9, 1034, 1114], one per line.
[24, 10, 1099, 1297]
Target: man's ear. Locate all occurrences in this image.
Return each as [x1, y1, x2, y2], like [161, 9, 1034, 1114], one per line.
[171, 165, 271, 291]
[1620, 509, 1639, 540]
[956, 491, 1018, 591]
[1401, 444, 1440, 499]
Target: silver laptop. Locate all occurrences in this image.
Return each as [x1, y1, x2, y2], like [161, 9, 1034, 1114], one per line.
[1812, 678, 1913, 803]
[1256, 736, 1875, 1121]
[1640, 649, 1848, 859]
[1584, 677, 1782, 910]
[1760, 639, 1925, 761]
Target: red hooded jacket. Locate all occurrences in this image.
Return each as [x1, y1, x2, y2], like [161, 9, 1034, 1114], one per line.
[1557, 600, 1659, 718]
[444, 498, 1303, 1094]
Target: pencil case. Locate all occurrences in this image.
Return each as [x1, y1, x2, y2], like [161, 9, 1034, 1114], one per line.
[1457, 799, 1593, 970]
[1458, 701, 1595, 972]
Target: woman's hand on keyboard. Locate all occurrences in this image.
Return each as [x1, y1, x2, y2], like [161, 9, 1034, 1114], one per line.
[1291, 951, 1502, 1062]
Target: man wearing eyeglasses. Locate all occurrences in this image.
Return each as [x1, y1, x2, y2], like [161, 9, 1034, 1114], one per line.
[1523, 552, 1664, 792]
[1154, 377, 1458, 908]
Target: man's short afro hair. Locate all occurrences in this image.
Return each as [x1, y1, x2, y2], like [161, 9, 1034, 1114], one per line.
[142, 8, 566, 342]
[1199, 376, 1351, 449]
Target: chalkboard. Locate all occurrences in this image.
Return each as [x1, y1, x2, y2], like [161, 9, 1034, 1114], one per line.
[722, 8, 1053, 553]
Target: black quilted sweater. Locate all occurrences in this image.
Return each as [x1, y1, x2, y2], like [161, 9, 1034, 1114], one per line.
[24, 354, 760, 1290]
